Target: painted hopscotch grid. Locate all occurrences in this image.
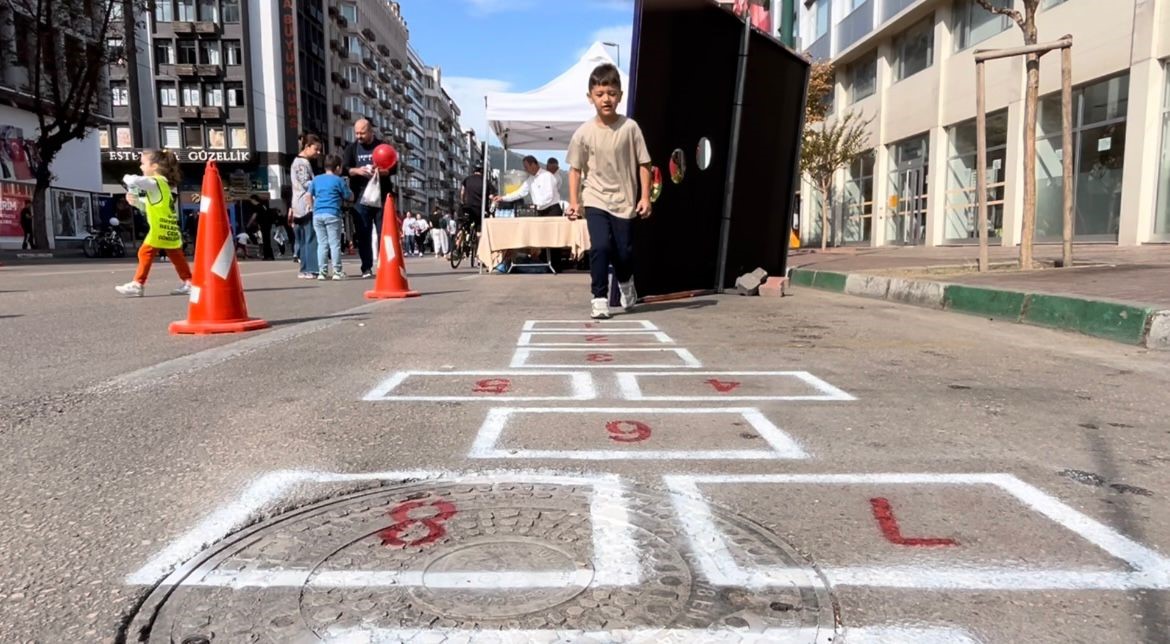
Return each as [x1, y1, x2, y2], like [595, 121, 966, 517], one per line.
[665, 473, 1170, 591]
[511, 347, 703, 369]
[323, 626, 982, 644]
[523, 319, 659, 331]
[362, 371, 597, 402]
[469, 408, 809, 461]
[127, 470, 640, 588]
[617, 371, 856, 402]
[517, 331, 676, 347]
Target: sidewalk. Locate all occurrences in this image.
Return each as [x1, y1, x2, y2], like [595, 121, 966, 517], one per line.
[787, 245, 1170, 349]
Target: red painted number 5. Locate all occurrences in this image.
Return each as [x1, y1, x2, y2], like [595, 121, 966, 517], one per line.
[606, 420, 652, 443]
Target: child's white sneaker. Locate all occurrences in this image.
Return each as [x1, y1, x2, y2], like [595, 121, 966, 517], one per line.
[619, 280, 638, 312]
[115, 281, 144, 297]
[591, 298, 611, 320]
[170, 280, 192, 296]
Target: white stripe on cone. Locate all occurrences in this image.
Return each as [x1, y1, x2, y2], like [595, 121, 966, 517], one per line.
[188, 285, 201, 304]
[383, 236, 396, 265]
[211, 236, 234, 279]
[199, 197, 211, 215]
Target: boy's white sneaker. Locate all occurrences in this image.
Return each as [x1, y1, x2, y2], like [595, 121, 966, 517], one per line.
[619, 280, 638, 312]
[115, 281, 144, 297]
[591, 298, 611, 320]
[170, 280, 192, 296]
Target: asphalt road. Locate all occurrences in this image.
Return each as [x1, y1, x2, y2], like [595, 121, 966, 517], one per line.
[1, 255, 1168, 643]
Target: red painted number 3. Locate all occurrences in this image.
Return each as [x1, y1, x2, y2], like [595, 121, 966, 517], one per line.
[606, 420, 652, 443]
[587, 353, 614, 363]
[473, 378, 512, 394]
[378, 499, 457, 547]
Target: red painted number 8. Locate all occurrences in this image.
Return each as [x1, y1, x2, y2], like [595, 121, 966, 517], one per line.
[606, 420, 652, 443]
[587, 353, 614, 363]
[378, 499, 457, 547]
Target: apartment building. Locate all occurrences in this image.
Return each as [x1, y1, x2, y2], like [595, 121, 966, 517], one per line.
[422, 66, 464, 213]
[797, 0, 1170, 248]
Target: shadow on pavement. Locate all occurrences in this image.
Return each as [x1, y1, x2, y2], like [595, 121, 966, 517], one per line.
[0, 314, 23, 319]
[244, 286, 319, 293]
[267, 312, 369, 327]
[633, 299, 718, 313]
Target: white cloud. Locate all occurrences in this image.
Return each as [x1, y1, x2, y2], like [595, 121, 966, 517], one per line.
[578, 24, 634, 71]
[443, 76, 513, 135]
[462, 0, 534, 15]
[588, 0, 634, 10]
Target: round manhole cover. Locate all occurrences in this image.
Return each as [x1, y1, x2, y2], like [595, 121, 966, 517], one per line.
[125, 478, 835, 642]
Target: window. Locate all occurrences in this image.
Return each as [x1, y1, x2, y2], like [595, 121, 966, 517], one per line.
[944, 110, 1008, 241]
[207, 126, 226, 149]
[181, 83, 200, 106]
[341, 3, 358, 22]
[954, 0, 1010, 51]
[199, 41, 220, 65]
[223, 40, 242, 65]
[161, 126, 181, 148]
[184, 125, 203, 148]
[177, 0, 196, 21]
[1036, 74, 1130, 241]
[177, 40, 197, 65]
[111, 82, 129, 106]
[155, 0, 174, 22]
[229, 126, 248, 149]
[99, 128, 110, 149]
[115, 126, 132, 148]
[1157, 67, 1170, 238]
[199, 0, 218, 22]
[842, 150, 875, 243]
[107, 38, 125, 65]
[159, 85, 178, 106]
[814, 0, 830, 39]
[847, 52, 876, 103]
[226, 82, 244, 106]
[204, 86, 223, 106]
[155, 40, 175, 65]
[222, 0, 240, 23]
[893, 16, 934, 80]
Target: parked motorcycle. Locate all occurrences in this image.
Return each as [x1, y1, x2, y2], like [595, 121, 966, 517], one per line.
[82, 217, 127, 258]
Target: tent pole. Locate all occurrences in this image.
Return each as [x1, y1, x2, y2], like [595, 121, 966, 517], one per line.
[482, 97, 490, 273]
[714, 6, 753, 293]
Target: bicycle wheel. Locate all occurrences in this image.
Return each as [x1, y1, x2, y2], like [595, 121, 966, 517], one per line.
[112, 238, 127, 257]
[82, 237, 98, 258]
[449, 232, 464, 269]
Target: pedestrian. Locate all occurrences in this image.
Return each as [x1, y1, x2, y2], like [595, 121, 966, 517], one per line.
[414, 212, 431, 256]
[246, 195, 276, 260]
[290, 134, 321, 279]
[404, 209, 418, 255]
[566, 63, 652, 319]
[342, 118, 394, 279]
[436, 210, 453, 258]
[19, 203, 33, 250]
[115, 150, 193, 297]
[309, 154, 353, 280]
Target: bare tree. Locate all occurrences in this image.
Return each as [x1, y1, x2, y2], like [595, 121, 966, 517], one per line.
[1, 0, 137, 250]
[975, 0, 1041, 269]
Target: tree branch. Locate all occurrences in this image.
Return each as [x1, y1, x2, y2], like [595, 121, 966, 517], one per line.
[972, 0, 1025, 31]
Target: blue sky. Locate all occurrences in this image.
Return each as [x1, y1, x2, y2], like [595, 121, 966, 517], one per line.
[398, 0, 635, 138]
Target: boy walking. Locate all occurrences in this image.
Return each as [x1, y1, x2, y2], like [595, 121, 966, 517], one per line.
[566, 63, 652, 320]
[308, 155, 354, 280]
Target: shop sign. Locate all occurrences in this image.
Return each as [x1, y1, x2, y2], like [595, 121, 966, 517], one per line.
[103, 149, 253, 164]
[0, 181, 34, 237]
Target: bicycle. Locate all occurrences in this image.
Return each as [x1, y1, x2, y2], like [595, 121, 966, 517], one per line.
[448, 220, 480, 270]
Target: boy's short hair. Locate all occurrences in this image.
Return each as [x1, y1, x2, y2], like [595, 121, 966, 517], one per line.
[589, 63, 622, 91]
[323, 154, 342, 171]
[522, 155, 539, 167]
[547, 157, 559, 166]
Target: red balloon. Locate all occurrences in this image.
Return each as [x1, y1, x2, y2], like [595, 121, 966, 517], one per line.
[372, 144, 398, 170]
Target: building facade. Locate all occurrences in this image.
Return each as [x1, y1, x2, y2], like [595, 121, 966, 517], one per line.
[795, 0, 1170, 248]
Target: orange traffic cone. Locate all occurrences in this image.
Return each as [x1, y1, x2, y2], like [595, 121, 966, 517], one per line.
[365, 193, 419, 300]
[169, 161, 269, 335]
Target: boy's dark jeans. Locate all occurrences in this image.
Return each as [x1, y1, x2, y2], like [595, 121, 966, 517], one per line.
[585, 207, 634, 299]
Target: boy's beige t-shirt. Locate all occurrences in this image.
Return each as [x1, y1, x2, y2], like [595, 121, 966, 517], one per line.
[567, 116, 651, 219]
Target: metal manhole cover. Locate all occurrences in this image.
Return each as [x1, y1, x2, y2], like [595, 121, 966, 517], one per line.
[124, 478, 835, 642]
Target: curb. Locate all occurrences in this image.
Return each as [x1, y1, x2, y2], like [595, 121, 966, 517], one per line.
[789, 267, 1169, 350]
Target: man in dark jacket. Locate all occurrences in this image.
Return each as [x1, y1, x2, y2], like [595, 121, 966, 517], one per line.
[342, 118, 395, 278]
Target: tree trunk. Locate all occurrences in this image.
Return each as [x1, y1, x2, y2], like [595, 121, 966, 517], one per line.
[820, 185, 830, 251]
[1019, 52, 1040, 270]
[32, 162, 53, 252]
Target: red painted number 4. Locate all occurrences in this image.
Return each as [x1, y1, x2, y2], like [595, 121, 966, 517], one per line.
[379, 499, 457, 547]
[869, 498, 958, 547]
[587, 353, 614, 363]
[606, 420, 652, 443]
[705, 379, 741, 393]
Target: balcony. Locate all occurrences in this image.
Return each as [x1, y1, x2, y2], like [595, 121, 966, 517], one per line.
[363, 85, 377, 99]
[196, 64, 221, 77]
[390, 58, 402, 69]
[361, 27, 376, 42]
[806, 33, 831, 61]
[378, 70, 391, 83]
[836, 1, 874, 53]
[380, 98, 393, 109]
[377, 44, 390, 56]
[179, 106, 201, 119]
[195, 22, 220, 36]
[883, 0, 920, 22]
[362, 55, 376, 70]
[172, 22, 195, 34]
[200, 106, 224, 119]
[175, 64, 198, 77]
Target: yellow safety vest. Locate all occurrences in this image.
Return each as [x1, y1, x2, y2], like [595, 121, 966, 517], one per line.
[143, 176, 182, 250]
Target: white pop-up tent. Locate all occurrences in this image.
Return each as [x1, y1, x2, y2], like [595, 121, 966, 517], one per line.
[485, 42, 628, 151]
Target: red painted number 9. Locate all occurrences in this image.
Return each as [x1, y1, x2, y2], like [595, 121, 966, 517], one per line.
[586, 353, 614, 363]
[606, 420, 652, 443]
[378, 499, 457, 547]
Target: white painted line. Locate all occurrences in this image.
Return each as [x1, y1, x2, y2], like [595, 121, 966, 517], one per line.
[127, 470, 641, 588]
[92, 301, 385, 393]
[468, 407, 808, 461]
[522, 319, 659, 331]
[510, 347, 703, 369]
[322, 626, 981, 644]
[616, 371, 856, 401]
[663, 473, 1170, 591]
[517, 331, 675, 347]
[186, 569, 593, 589]
[362, 370, 597, 402]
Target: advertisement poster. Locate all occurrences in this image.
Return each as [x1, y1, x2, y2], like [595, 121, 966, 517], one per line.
[0, 181, 33, 238]
[0, 124, 41, 182]
[53, 189, 94, 239]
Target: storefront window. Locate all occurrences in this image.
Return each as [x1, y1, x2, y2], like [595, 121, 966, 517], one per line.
[1153, 66, 1170, 238]
[887, 134, 930, 244]
[1036, 74, 1129, 241]
[944, 109, 1007, 241]
[843, 150, 875, 243]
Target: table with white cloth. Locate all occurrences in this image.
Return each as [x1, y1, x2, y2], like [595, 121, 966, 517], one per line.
[477, 217, 591, 271]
